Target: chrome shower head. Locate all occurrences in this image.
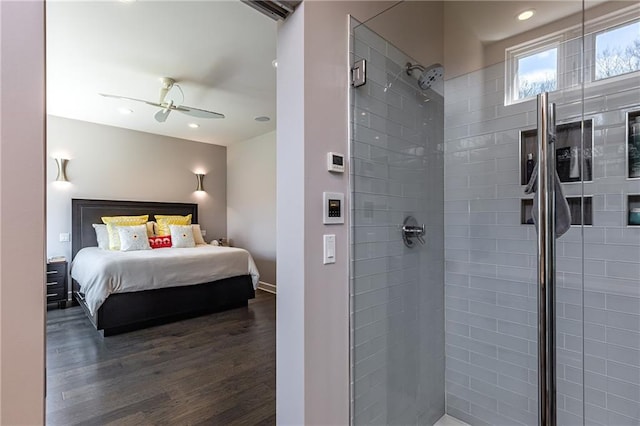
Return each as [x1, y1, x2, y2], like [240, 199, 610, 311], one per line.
[406, 62, 444, 90]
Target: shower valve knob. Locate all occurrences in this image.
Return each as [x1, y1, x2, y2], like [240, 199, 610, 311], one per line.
[402, 216, 426, 248]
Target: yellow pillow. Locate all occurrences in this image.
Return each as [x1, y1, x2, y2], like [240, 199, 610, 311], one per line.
[146, 221, 155, 237]
[155, 214, 192, 236]
[101, 215, 149, 250]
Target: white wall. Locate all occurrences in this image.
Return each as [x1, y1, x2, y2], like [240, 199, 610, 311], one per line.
[47, 116, 227, 261]
[0, 1, 46, 423]
[227, 131, 276, 285]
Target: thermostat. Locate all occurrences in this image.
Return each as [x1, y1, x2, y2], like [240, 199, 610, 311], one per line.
[327, 152, 345, 173]
[323, 192, 344, 224]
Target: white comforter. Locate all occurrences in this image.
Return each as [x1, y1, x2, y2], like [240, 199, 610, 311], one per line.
[71, 245, 260, 315]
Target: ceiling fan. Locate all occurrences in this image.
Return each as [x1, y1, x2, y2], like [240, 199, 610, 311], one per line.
[99, 77, 225, 123]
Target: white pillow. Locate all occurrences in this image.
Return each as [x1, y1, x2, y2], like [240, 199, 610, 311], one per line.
[192, 224, 206, 245]
[117, 225, 151, 251]
[170, 224, 196, 248]
[92, 224, 109, 250]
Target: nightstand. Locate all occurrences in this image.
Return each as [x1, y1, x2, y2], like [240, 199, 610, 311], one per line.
[46, 261, 68, 308]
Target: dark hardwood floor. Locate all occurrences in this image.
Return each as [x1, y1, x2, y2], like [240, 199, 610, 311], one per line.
[46, 290, 275, 426]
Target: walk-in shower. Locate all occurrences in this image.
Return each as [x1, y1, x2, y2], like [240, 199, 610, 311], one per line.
[350, 1, 640, 425]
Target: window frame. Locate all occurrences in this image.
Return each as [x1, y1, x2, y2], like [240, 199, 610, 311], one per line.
[504, 4, 640, 106]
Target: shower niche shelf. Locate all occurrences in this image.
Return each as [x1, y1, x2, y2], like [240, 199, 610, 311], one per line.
[521, 196, 593, 226]
[520, 119, 593, 185]
[627, 110, 640, 179]
[628, 195, 640, 226]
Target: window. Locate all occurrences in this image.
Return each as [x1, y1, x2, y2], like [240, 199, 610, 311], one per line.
[505, 6, 640, 105]
[505, 35, 563, 104]
[595, 20, 640, 80]
[516, 47, 558, 100]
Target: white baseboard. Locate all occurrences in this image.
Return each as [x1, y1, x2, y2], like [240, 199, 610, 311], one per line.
[257, 281, 276, 294]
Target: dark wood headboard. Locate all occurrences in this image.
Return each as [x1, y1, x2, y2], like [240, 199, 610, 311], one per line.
[71, 199, 198, 259]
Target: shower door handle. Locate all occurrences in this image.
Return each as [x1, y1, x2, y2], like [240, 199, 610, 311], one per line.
[537, 92, 557, 426]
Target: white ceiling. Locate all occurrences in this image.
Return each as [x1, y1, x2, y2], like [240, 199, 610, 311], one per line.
[46, 0, 277, 146]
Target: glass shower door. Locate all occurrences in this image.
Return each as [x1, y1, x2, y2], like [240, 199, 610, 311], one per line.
[350, 2, 640, 425]
[350, 16, 445, 425]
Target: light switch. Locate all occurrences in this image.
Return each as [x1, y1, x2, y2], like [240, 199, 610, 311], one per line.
[323, 234, 336, 264]
[59, 233, 70, 242]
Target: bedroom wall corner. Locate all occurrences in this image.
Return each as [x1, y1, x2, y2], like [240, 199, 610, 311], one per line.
[227, 130, 276, 285]
[46, 117, 227, 262]
[0, 0, 46, 423]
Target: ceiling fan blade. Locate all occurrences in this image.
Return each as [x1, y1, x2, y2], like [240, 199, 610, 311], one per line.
[154, 108, 171, 123]
[175, 105, 225, 119]
[99, 93, 161, 108]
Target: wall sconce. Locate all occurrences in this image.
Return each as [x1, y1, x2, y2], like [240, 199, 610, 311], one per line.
[195, 173, 205, 192]
[55, 158, 69, 182]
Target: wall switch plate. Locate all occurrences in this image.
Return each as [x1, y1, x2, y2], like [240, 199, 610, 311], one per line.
[323, 234, 336, 264]
[201, 229, 206, 236]
[59, 233, 70, 242]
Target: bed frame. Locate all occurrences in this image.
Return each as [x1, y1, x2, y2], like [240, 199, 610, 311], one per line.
[71, 198, 255, 336]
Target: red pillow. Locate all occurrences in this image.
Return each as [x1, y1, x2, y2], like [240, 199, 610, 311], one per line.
[149, 235, 172, 249]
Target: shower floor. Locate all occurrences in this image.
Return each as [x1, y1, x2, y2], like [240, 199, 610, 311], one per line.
[434, 414, 470, 426]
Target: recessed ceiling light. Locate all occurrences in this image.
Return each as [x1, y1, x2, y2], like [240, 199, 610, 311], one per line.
[517, 9, 535, 21]
[272, 60, 278, 68]
[118, 107, 133, 115]
[188, 123, 200, 129]
[255, 116, 270, 122]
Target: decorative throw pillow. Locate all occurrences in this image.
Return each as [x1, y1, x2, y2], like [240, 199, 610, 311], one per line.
[155, 214, 192, 236]
[117, 225, 151, 251]
[191, 224, 206, 245]
[149, 235, 172, 249]
[92, 224, 109, 250]
[169, 224, 196, 248]
[101, 215, 149, 250]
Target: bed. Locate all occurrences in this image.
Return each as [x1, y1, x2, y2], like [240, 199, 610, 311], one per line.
[71, 198, 257, 336]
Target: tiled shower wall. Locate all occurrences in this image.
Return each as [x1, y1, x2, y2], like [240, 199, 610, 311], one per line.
[444, 61, 640, 425]
[350, 23, 445, 425]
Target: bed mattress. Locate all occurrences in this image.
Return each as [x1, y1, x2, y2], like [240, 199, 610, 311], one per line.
[71, 245, 259, 315]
